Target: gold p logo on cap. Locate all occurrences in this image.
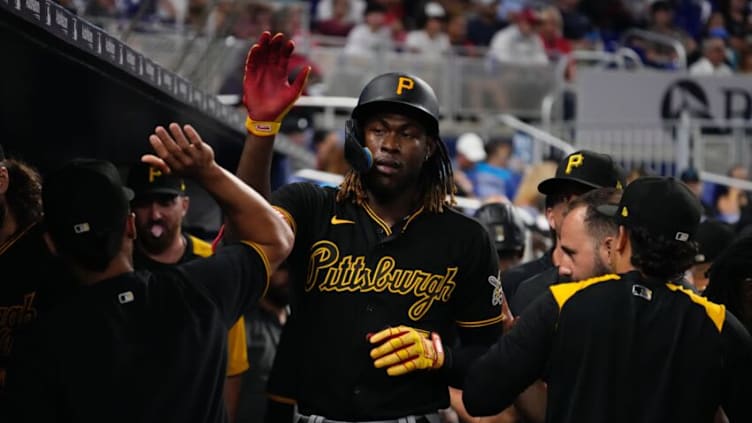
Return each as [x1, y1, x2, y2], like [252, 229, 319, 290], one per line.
[148, 166, 163, 183]
[565, 153, 584, 175]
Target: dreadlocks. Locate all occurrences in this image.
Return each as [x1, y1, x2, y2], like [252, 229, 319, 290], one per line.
[1, 158, 43, 230]
[336, 136, 456, 213]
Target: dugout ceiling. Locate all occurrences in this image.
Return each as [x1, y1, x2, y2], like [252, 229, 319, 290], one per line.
[0, 1, 246, 174]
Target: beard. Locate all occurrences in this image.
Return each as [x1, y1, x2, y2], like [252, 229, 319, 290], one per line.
[138, 220, 179, 254]
[592, 253, 612, 278]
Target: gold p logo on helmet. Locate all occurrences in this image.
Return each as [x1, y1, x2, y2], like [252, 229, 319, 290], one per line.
[148, 166, 163, 183]
[396, 76, 414, 95]
[565, 153, 584, 175]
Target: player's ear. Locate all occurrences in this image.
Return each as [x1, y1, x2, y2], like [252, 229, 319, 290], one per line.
[424, 137, 437, 161]
[181, 196, 190, 217]
[0, 166, 9, 195]
[125, 212, 137, 240]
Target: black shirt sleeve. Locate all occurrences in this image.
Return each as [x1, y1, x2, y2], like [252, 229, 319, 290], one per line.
[719, 310, 752, 422]
[177, 243, 269, 327]
[462, 291, 559, 417]
[270, 182, 328, 243]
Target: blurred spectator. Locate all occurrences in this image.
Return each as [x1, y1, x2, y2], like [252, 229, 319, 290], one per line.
[404, 2, 451, 57]
[488, 8, 549, 65]
[679, 167, 714, 217]
[312, 129, 350, 175]
[315, 0, 358, 37]
[467, 0, 507, 46]
[722, 0, 752, 39]
[712, 164, 750, 224]
[230, 2, 274, 39]
[316, 0, 366, 24]
[626, 163, 654, 183]
[343, 2, 394, 55]
[475, 137, 521, 201]
[453, 132, 487, 197]
[556, 0, 594, 48]
[447, 12, 480, 56]
[645, 1, 698, 65]
[538, 6, 573, 64]
[740, 47, 752, 72]
[690, 36, 733, 75]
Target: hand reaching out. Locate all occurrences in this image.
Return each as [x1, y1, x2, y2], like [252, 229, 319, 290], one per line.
[242, 32, 310, 136]
[142, 123, 216, 179]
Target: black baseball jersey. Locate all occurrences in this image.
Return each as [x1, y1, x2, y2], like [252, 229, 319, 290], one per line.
[512, 269, 700, 316]
[500, 249, 552, 307]
[134, 234, 249, 376]
[5, 242, 269, 423]
[0, 222, 76, 402]
[268, 183, 503, 420]
[463, 271, 752, 423]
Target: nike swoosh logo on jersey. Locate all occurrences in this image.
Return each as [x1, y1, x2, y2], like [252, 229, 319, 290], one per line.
[331, 216, 355, 225]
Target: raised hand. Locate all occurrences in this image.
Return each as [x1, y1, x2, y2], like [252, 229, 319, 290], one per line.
[242, 32, 310, 136]
[369, 326, 445, 376]
[142, 123, 216, 178]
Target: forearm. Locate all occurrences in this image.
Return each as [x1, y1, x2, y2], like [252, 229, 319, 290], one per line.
[197, 162, 292, 269]
[236, 133, 276, 200]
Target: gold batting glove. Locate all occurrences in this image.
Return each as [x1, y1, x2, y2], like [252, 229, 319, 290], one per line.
[369, 325, 445, 376]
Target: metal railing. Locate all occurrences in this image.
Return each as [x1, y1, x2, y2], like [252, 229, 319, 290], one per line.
[619, 28, 688, 70]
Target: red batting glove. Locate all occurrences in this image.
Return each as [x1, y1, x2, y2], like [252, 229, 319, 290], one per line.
[242, 32, 310, 137]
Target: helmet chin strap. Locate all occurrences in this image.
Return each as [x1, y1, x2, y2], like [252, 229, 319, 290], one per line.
[344, 119, 373, 173]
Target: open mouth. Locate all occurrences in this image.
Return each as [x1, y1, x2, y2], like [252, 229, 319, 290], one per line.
[374, 158, 400, 175]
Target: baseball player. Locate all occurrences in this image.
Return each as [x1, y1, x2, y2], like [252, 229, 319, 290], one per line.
[463, 177, 752, 423]
[0, 145, 77, 406]
[4, 123, 292, 422]
[501, 150, 625, 314]
[473, 202, 526, 272]
[126, 162, 249, 420]
[236, 32, 506, 422]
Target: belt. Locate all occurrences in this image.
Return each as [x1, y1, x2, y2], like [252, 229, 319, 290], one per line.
[294, 411, 440, 423]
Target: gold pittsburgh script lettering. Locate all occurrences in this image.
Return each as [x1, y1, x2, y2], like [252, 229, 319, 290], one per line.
[306, 241, 457, 321]
[0, 293, 38, 356]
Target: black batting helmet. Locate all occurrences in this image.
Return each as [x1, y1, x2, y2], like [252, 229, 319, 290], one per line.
[345, 73, 441, 172]
[474, 203, 526, 254]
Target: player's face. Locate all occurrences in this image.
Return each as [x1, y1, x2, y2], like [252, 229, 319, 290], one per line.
[362, 113, 433, 197]
[557, 206, 611, 281]
[131, 194, 188, 254]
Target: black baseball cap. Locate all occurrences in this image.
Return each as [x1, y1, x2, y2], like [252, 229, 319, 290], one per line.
[694, 219, 734, 263]
[43, 159, 134, 257]
[127, 162, 185, 200]
[596, 176, 702, 242]
[538, 150, 626, 195]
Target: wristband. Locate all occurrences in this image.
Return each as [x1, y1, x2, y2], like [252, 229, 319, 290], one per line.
[246, 116, 282, 137]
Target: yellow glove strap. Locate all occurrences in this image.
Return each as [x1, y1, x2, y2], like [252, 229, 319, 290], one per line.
[246, 116, 281, 137]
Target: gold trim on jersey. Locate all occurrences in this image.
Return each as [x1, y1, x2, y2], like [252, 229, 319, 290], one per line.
[666, 283, 725, 332]
[456, 311, 505, 328]
[363, 203, 392, 235]
[549, 274, 621, 310]
[188, 235, 213, 258]
[241, 241, 272, 299]
[0, 222, 36, 256]
[273, 206, 296, 235]
[306, 240, 457, 321]
[402, 206, 424, 232]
